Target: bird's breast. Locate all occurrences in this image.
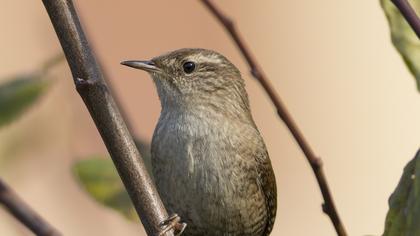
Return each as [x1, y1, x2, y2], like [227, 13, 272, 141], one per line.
[151, 110, 267, 234]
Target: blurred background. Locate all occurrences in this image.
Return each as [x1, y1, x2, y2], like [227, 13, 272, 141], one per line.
[1, 0, 419, 235]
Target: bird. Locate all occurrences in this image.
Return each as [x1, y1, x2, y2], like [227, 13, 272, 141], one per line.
[121, 48, 277, 236]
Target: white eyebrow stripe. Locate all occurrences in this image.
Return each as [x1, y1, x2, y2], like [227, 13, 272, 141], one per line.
[188, 54, 223, 64]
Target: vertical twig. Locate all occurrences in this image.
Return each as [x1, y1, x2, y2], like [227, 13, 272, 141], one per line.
[41, 1, 173, 235]
[0, 178, 61, 236]
[392, 0, 420, 39]
[199, 1, 347, 235]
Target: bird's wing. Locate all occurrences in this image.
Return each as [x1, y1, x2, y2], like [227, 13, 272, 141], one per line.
[255, 145, 277, 235]
[237, 124, 277, 235]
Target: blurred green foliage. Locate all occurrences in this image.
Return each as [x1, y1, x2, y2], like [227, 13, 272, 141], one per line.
[381, 2, 420, 234]
[383, 150, 420, 236]
[73, 157, 138, 221]
[0, 54, 63, 129]
[381, 0, 420, 91]
[72, 139, 152, 221]
[0, 74, 49, 128]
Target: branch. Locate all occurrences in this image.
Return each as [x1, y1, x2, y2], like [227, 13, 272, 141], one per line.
[392, 0, 420, 39]
[200, 1, 347, 235]
[41, 1, 173, 235]
[0, 178, 61, 236]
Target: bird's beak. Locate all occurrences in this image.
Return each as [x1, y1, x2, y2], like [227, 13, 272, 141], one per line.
[120, 60, 160, 73]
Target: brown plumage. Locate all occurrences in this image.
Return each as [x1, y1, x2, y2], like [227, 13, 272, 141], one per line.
[122, 48, 277, 235]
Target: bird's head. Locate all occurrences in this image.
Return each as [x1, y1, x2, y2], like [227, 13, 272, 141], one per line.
[122, 48, 249, 111]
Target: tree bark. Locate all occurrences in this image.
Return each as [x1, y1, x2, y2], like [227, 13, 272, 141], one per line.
[41, 1, 173, 235]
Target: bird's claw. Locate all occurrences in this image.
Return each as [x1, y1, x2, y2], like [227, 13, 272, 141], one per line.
[159, 214, 186, 236]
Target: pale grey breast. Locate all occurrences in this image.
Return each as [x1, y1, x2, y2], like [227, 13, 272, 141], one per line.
[151, 107, 269, 235]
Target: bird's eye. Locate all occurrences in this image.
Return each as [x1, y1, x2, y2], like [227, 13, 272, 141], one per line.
[182, 61, 196, 74]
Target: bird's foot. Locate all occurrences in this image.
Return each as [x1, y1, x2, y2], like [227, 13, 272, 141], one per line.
[159, 213, 186, 236]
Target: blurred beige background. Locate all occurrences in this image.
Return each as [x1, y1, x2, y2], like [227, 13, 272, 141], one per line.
[1, 0, 419, 235]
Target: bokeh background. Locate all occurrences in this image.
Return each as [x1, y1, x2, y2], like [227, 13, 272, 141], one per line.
[1, 0, 420, 235]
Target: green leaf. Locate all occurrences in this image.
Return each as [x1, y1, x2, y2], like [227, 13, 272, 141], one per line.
[383, 149, 420, 236]
[73, 157, 138, 221]
[72, 139, 152, 221]
[0, 74, 49, 128]
[381, 0, 420, 91]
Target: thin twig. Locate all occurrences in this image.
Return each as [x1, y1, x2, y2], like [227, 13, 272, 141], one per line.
[199, 1, 347, 235]
[392, 0, 420, 39]
[41, 1, 173, 235]
[0, 178, 61, 236]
